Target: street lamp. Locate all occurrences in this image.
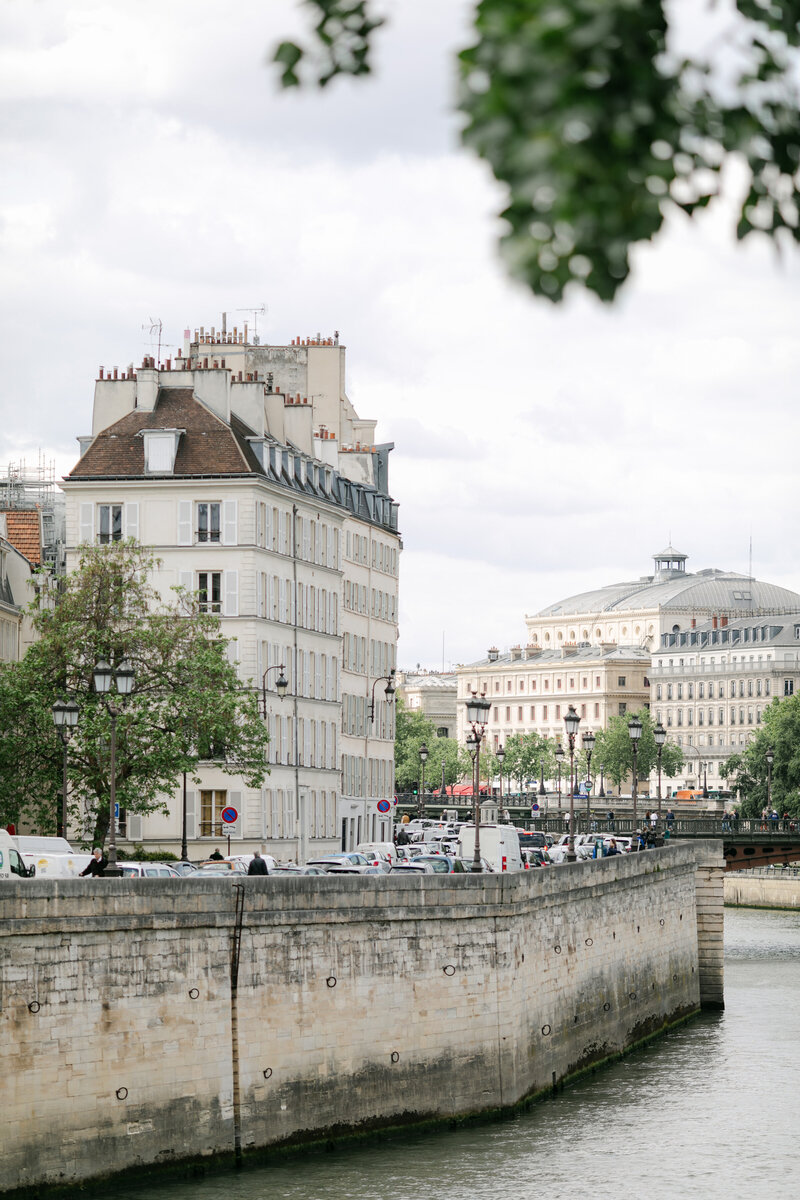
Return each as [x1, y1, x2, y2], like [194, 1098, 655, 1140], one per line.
[368, 669, 396, 723]
[496, 743, 505, 817]
[261, 663, 288, 715]
[654, 721, 667, 821]
[598, 763, 606, 799]
[563, 705, 581, 861]
[555, 744, 565, 819]
[582, 730, 595, 827]
[93, 658, 135, 877]
[418, 743, 428, 820]
[464, 691, 491, 872]
[766, 747, 774, 810]
[627, 714, 643, 836]
[440, 757, 447, 804]
[52, 699, 80, 840]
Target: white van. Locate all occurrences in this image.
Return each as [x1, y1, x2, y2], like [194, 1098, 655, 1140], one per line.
[457, 824, 522, 873]
[0, 829, 36, 879]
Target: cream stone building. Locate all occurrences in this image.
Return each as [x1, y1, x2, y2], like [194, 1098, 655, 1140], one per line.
[651, 613, 800, 795]
[61, 324, 399, 859]
[457, 644, 651, 761]
[395, 671, 458, 739]
[525, 547, 800, 653]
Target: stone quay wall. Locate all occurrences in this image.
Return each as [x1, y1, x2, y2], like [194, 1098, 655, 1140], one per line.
[725, 871, 800, 909]
[0, 842, 722, 1195]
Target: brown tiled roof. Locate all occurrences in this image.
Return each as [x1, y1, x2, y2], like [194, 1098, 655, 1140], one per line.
[1, 509, 41, 566]
[67, 388, 264, 479]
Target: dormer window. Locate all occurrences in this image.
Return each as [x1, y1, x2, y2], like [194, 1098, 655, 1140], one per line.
[142, 429, 182, 473]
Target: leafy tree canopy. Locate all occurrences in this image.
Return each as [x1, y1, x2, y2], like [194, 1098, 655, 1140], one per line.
[274, 1, 800, 303]
[501, 730, 556, 791]
[593, 707, 683, 789]
[0, 543, 269, 846]
[720, 695, 800, 816]
[394, 697, 474, 792]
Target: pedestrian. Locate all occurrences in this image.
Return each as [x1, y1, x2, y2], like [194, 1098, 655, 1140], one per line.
[606, 838, 619, 857]
[247, 851, 268, 875]
[80, 848, 107, 877]
[209, 847, 224, 861]
[650, 810, 658, 829]
[607, 809, 615, 831]
[666, 809, 675, 829]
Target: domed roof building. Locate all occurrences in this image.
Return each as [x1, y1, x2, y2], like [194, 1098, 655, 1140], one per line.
[525, 548, 800, 653]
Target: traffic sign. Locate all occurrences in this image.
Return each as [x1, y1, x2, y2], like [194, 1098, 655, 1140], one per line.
[532, 804, 540, 811]
[376, 799, 391, 814]
[221, 807, 239, 824]
[114, 803, 119, 818]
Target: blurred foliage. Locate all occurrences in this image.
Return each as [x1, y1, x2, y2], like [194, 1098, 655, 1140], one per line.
[273, 0, 800, 303]
[593, 707, 683, 789]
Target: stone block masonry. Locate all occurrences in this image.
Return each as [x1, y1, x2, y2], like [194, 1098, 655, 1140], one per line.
[0, 842, 723, 1195]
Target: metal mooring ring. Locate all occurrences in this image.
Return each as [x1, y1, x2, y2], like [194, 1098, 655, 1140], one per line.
[442, 964, 456, 976]
[585, 938, 593, 947]
[28, 1001, 40, 1014]
[554, 945, 562, 954]
[188, 988, 199, 999]
[541, 1024, 551, 1036]
[390, 1051, 400, 1063]
[603, 1002, 611, 1012]
[659, 919, 665, 927]
[263, 1068, 272, 1079]
[629, 991, 637, 1000]
[116, 1087, 128, 1101]
[326, 976, 337, 988]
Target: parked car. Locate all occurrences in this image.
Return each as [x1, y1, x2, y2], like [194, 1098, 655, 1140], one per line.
[391, 860, 437, 874]
[118, 862, 182, 878]
[305, 853, 374, 874]
[196, 859, 248, 874]
[170, 861, 198, 876]
[411, 855, 467, 874]
[273, 865, 329, 876]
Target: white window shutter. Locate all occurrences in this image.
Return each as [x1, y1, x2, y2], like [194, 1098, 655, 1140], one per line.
[80, 503, 94, 544]
[222, 499, 238, 546]
[226, 637, 239, 676]
[255, 501, 262, 547]
[223, 570, 239, 616]
[185, 790, 197, 840]
[227, 791, 242, 838]
[177, 500, 192, 545]
[124, 502, 139, 541]
[127, 812, 143, 841]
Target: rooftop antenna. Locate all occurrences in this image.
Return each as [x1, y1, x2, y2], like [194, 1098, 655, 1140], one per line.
[142, 317, 163, 363]
[236, 303, 267, 345]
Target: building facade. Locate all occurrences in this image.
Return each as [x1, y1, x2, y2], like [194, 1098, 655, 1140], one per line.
[650, 613, 800, 794]
[395, 671, 457, 739]
[61, 325, 399, 858]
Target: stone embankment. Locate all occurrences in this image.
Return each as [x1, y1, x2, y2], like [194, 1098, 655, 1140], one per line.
[725, 869, 800, 909]
[0, 841, 724, 1196]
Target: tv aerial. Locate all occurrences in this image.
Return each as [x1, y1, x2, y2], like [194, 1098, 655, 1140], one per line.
[237, 303, 267, 345]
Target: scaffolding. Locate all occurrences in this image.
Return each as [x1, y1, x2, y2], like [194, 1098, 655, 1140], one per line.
[0, 454, 65, 573]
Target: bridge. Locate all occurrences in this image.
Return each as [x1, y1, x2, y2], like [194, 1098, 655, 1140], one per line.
[395, 796, 800, 871]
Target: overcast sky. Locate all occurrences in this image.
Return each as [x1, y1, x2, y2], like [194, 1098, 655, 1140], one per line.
[2, 0, 799, 670]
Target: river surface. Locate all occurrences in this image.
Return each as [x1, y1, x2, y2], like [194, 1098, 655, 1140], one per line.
[123, 907, 800, 1200]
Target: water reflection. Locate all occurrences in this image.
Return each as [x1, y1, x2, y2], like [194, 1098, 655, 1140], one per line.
[121, 908, 800, 1200]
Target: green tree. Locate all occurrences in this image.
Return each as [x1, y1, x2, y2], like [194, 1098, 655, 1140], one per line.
[0, 543, 269, 846]
[593, 708, 683, 790]
[501, 731, 555, 793]
[721, 696, 800, 817]
[274, 2, 800, 303]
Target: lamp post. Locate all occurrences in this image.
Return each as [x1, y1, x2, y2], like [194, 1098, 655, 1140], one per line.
[627, 714, 643, 837]
[440, 757, 447, 804]
[418, 743, 428, 820]
[52, 699, 80, 840]
[464, 691, 491, 872]
[582, 730, 595, 827]
[496, 744, 505, 818]
[702, 763, 709, 800]
[598, 765, 605, 799]
[654, 721, 667, 821]
[260, 663, 288, 716]
[564, 705, 581, 861]
[766, 747, 774, 811]
[555, 744, 565, 819]
[93, 659, 135, 876]
[368, 669, 396, 724]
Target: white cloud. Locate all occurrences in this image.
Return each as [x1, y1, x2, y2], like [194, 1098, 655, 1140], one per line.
[1, 0, 799, 669]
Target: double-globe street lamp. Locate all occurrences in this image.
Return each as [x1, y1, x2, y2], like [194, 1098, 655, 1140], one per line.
[51, 699, 80, 840]
[564, 705, 581, 862]
[654, 721, 667, 821]
[465, 691, 491, 872]
[582, 730, 595, 825]
[418, 742, 428, 820]
[766, 747, 774, 810]
[555, 744, 565, 818]
[627, 713, 643, 835]
[496, 743, 505, 816]
[93, 659, 135, 877]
